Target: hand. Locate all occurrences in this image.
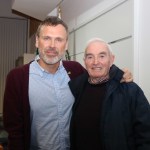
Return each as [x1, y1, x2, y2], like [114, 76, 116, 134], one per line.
[120, 68, 133, 83]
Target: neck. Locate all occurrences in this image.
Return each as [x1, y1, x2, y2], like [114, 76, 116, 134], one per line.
[38, 59, 60, 74]
[88, 75, 109, 84]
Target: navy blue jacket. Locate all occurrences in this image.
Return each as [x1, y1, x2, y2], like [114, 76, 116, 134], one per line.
[69, 65, 150, 150]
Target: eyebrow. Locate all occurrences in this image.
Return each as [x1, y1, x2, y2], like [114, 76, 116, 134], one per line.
[85, 51, 107, 56]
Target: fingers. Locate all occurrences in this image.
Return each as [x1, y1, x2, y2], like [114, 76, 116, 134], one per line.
[121, 68, 133, 83]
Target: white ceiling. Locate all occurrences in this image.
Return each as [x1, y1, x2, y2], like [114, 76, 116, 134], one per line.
[12, 0, 104, 21]
[12, 0, 63, 20]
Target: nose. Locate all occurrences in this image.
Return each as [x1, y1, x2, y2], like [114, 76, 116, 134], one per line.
[50, 39, 55, 47]
[93, 57, 99, 64]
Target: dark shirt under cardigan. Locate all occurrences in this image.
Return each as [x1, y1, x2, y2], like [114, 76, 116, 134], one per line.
[74, 82, 107, 150]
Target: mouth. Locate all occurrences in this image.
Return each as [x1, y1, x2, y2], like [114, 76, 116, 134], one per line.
[46, 50, 58, 56]
[92, 67, 102, 71]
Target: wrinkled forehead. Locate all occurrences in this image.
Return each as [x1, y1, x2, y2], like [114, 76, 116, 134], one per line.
[85, 41, 110, 55]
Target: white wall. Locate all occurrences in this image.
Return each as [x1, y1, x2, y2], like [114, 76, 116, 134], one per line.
[67, 0, 133, 69]
[66, 0, 150, 102]
[134, 0, 150, 101]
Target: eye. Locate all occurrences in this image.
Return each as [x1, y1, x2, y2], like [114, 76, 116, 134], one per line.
[55, 38, 64, 42]
[42, 36, 50, 41]
[99, 54, 106, 59]
[86, 55, 94, 60]
[100, 55, 105, 58]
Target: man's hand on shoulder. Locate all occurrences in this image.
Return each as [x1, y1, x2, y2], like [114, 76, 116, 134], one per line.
[121, 68, 133, 83]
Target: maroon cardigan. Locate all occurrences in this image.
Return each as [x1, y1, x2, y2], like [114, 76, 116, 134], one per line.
[3, 60, 85, 150]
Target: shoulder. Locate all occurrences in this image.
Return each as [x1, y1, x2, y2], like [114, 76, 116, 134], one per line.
[68, 72, 88, 97]
[8, 63, 29, 73]
[63, 60, 86, 79]
[120, 82, 143, 94]
[110, 64, 124, 82]
[118, 82, 149, 106]
[63, 60, 84, 68]
[6, 63, 30, 80]
[122, 82, 150, 118]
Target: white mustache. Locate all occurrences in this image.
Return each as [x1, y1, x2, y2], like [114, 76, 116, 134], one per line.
[45, 48, 58, 54]
[46, 47, 57, 51]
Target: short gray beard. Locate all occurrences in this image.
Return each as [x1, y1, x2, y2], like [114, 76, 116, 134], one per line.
[38, 48, 65, 65]
[42, 55, 63, 65]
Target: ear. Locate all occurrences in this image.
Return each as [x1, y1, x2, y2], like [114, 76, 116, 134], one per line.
[83, 57, 87, 68]
[110, 54, 115, 67]
[35, 36, 39, 48]
[65, 40, 68, 51]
